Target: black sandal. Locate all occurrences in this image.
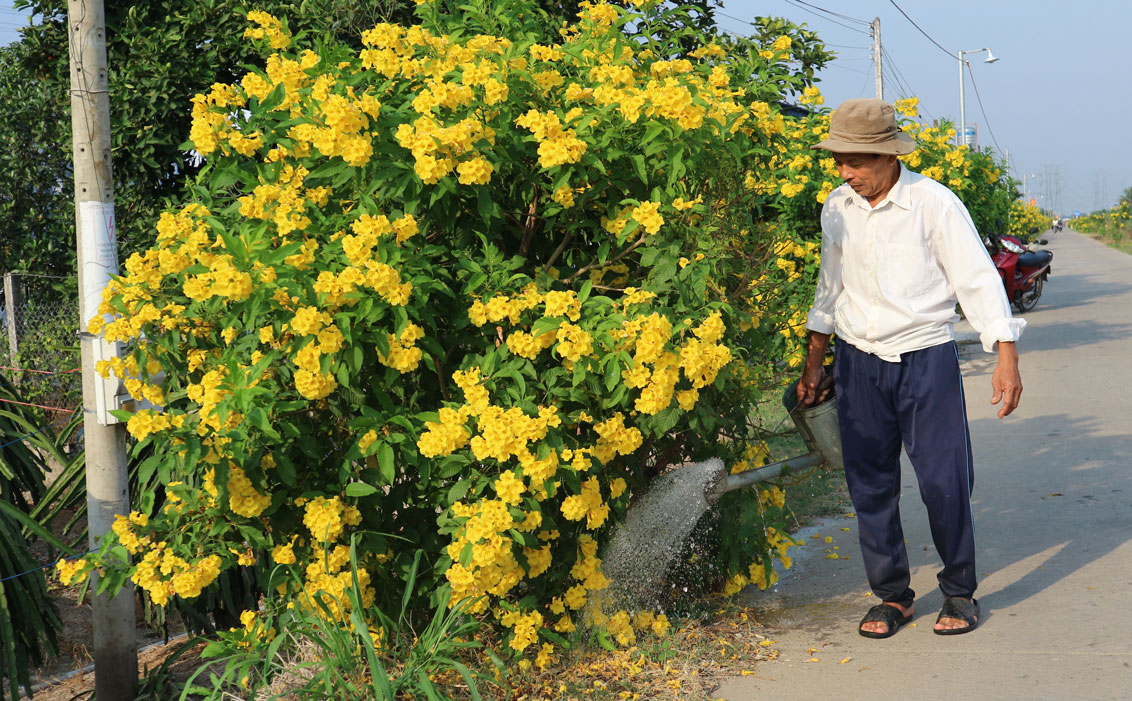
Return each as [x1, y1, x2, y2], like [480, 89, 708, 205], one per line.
[858, 603, 913, 639]
[933, 597, 980, 635]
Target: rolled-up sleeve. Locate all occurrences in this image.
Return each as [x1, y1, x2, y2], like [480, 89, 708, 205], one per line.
[806, 203, 843, 334]
[934, 203, 1026, 352]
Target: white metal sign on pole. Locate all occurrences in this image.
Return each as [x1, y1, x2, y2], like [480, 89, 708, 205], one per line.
[78, 200, 124, 425]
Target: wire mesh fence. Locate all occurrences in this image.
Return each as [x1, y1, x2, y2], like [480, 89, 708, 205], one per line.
[1, 273, 82, 416]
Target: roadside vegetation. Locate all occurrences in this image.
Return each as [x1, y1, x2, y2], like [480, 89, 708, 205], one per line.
[1071, 189, 1132, 253]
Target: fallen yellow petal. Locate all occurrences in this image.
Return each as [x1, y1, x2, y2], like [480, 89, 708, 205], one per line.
[839, 658, 851, 664]
[840, 527, 850, 531]
[825, 554, 840, 559]
[824, 536, 834, 543]
[807, 657, 821, 662]
[740, 670, 754, 676]
[806, 647, 819, 654]
[759, 639, 777, 647]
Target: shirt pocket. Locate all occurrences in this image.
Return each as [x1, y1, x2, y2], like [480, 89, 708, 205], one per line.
[883, 243, 944, 299]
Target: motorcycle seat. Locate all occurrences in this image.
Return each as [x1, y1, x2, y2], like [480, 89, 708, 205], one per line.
[1017, 250, 1052, 268]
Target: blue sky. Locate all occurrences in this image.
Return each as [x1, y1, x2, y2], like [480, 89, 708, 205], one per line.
[718, 0, 1131, 217]
[3, 0, 1127, 215]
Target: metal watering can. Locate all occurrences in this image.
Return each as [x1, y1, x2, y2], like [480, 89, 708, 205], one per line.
[705, 372, 844, 504]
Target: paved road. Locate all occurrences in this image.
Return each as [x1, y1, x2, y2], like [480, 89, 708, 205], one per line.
[715, 229, 1132, 701]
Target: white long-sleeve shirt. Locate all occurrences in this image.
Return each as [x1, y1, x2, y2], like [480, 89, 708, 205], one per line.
[805, 165, 1024, 362]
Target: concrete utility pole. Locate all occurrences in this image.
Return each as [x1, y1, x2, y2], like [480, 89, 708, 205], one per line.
[872, 17, 883, 101]
[67, 0, 137, 696]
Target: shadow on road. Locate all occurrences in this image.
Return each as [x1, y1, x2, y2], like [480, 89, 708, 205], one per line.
[1012, 318, 1132, 353]
[956, 411, 1132, 615]
[1033, 272, 1132, 311]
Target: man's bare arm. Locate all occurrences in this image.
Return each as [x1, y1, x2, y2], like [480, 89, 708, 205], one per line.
[797, 331, 832, 406]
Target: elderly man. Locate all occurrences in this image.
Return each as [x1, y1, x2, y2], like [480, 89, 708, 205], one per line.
[797, 98, 1024, 638]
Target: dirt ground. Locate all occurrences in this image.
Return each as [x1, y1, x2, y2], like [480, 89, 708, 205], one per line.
[24, 570, 197, 699]
[29, 635, 205, 701]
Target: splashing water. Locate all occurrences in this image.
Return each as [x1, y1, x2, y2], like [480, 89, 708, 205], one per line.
[598, 459, 727, 610]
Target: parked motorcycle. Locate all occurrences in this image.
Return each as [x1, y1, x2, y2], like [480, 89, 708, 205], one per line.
[984, 227, 1053, 313]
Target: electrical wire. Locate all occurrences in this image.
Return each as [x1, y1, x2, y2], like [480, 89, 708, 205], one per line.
[965, 62, 1003, 151]
[0, 365, 82, 375]
[714, 10, 869, 54]
[822, 58, 872, 76]
[0, 549, 98, 584]
[0, 425, 52, 451]
[786, 0, 871, 26]
[855, 65, 873, 98]
[712, 10, 759, 35]
[880, 48, 936, 121]
[879, 52, 906, 95]
[0, 397, 76, 413]
[781, 0, 870, 35]
[888, 0, 955, 60]
[879, 49, 910, 91]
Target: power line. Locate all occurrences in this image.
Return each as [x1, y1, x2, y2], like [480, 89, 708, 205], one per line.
[888, 0, 955, 60]
[782, 0, 871, 35]
[823, 59, 872, 77]
[964, 62, 1002, 152]
[786, 0, 871, 26]
[712, 9, 763, 36]
[880, 48, 936, 122]
[855, 64, 873, 97]
[880, 51, 912, 95]
[714, 9, 871, 55]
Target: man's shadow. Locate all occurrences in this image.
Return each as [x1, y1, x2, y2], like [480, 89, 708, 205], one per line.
[900, 410, 1132, 623]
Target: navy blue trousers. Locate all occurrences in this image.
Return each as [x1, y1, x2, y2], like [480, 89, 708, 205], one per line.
[834, 341, 976, 607]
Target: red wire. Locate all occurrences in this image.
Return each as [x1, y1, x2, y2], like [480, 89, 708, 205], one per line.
[0, 397, 77, 413]
[0, 365, 82, 376]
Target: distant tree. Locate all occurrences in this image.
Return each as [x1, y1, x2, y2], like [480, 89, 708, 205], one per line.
[0, 41, 73, 278]
[1120, 185, 1132, 206]
[3, 0, 420, 278]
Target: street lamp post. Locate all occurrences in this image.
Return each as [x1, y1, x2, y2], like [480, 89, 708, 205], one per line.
[1023, 172, 1039, 202]
[957, 48, 998, 147]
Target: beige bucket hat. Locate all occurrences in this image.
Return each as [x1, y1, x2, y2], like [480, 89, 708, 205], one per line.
[812, 98, 916, 155]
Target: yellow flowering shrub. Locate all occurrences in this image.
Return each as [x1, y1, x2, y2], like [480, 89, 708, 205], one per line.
[1007, 201, 1053, 238]
[66, 1, 1018, 672]
[1072, 200, 1130, 238]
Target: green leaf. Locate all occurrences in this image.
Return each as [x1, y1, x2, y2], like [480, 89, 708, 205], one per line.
[631, 154, 648, 183]
[256, 81, 287, 112]
[447, 479, 472, 504]
[0, 502, 72, 552]
[377, 443, 395, 484]
[344, 482, 379, 497]
[596, 628, 617, 651]
[578, 279, 593, 303]
[603, 356, 621, 391]
[650, 254, 678, 286]
[639, 246, 660, 268]
[532, 316, 562, 336]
